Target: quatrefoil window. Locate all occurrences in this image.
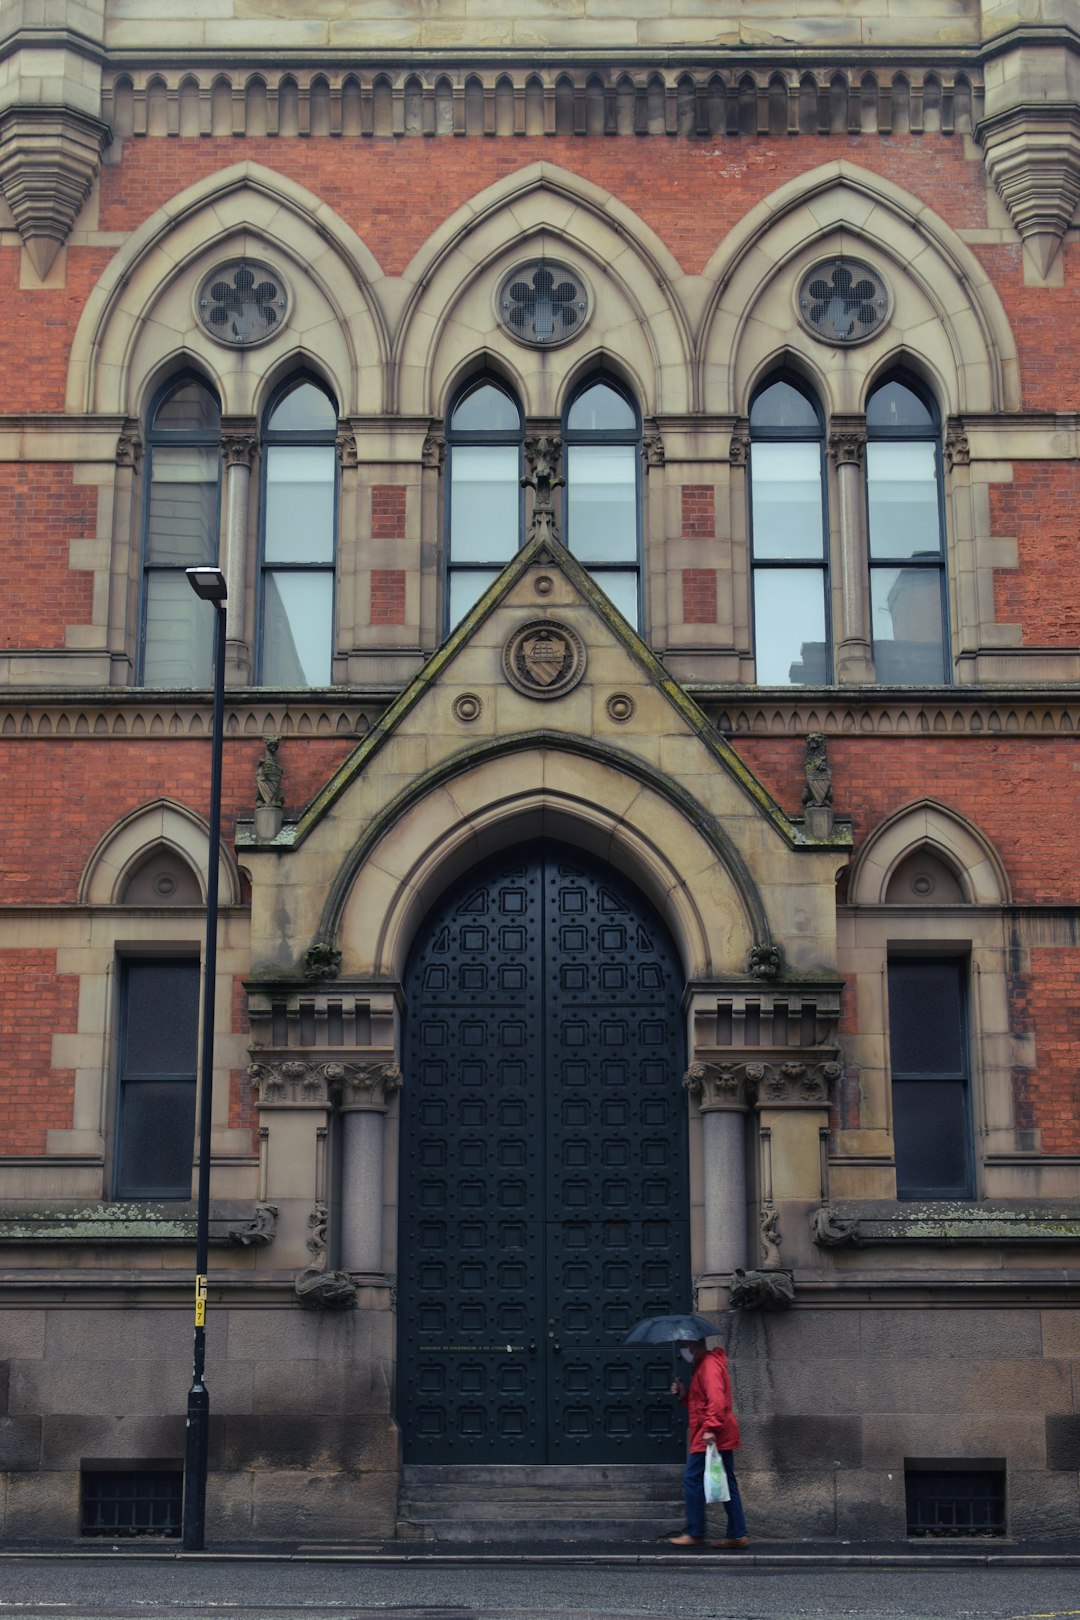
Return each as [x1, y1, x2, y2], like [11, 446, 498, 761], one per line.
[797, 257, 889, 345]
[496, 259, 590, 348]
[196, 259, 289, 347]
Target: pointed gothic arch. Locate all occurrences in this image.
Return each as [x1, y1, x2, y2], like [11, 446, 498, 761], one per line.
[847, 798, 1011, 908]
[79, 798, 243, 907]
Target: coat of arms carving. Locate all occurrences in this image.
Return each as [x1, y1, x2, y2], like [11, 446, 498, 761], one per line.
[502, 619, 586, 700]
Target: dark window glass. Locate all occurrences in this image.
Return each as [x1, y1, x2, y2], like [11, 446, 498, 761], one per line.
[749, 377, 829, 685]
[888, 957, 972, 1199]
[447, 379, 523, 627]
[564, 378, 641, 629]
[115, 958, 200, 1199]
[141, 378, 221, 687]
[866, 376, 948, 684]
[259, 377, 337, 685]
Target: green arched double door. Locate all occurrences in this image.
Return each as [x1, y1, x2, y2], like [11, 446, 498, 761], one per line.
[398, 842, 689, 1463]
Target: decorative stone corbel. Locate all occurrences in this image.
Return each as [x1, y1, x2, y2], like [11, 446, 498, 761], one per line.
[811, 1205, 859, 1247]
[294, 1202, 358, 1310]
[303, 942, 342, 984]
[747, 943, 783, 981]
[115, 425, 143, 469]
[801, 731, 834, 839]
[728, 431, 750, 467]
[728, 1266, 795, 1311]
[335, 431, 358, 469]
[976, 103, 1080, 279]
[421, 432, 446, 471]
[226, 1202, 278, 1247]
[254, 735, 284, 841]
[522, 434, 565, 545]
[642, 430, 665, 468]
[0, 106, 110, 278]
[944, 422, 971, 469]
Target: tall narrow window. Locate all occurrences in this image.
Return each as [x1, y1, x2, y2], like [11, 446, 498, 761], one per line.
[866, 376, 948, 683]
[259, 377, 337, 686]
[749, 378, 829, 684]
[888, 956, 973, 1199]
[564, 379, 641, 628]
[446, 378, 523, 628]
[141, 377, 221, 686]
[115, 958, 200, 1199]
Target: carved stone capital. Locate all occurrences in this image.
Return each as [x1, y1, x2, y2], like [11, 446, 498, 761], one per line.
[944, 422, 971, 469]
[338, 1061, 403, 1110]
[0, 106, 110, 278]
[336, 431, 358, 469]
[220, 430, 258, 469]
[422, 432, 446, 471]
[827, 428, 866, 467]
[248, 1059, 336, 1108]
[116, 424, 143, 469]
[683, 1061, 751, 1111]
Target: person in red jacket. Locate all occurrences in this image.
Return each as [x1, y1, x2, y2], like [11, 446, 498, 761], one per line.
[666, 1339, 749, 1548]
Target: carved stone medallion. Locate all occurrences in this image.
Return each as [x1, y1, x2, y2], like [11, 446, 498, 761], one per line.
[502, 619, 586, 701]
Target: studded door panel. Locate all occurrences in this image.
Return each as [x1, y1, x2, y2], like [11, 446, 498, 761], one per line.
[399, 844, 686, 1463]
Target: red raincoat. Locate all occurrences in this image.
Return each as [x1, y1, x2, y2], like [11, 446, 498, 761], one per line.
[681, 1345, 741, 1453]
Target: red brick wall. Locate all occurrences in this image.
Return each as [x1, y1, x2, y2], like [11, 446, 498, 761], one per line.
[682, 568, 717, 623]
[0, 951, 78, 1154]
[0, 468, 97, 648]
[371, 568, 406, 624]
[681, 485, 715, 538]
[991, 466, 1080, 644]
[371, 486, 407, 540]
[1010, 948, 1080, 1155]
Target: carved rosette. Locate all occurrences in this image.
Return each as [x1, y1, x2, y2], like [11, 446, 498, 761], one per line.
[338, 1061, 403, 1112]
[685, 1058, 840, 1111]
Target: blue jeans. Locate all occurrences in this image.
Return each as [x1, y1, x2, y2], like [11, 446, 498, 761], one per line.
[683, 1448, 748, 1541]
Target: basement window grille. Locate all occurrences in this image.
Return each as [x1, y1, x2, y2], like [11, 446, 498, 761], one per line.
[81, 1467, 183, 1538]
[905, 1463, 1006, 1538]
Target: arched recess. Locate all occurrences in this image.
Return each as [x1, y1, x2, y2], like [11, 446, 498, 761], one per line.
[65, 162, 390, 418]
[847, 798, 1011, 908]
[700, 160, 1020, 417]
[393, 162, 693, 419]
[329, 740, 770, 982]
[80, 799, 243, 907]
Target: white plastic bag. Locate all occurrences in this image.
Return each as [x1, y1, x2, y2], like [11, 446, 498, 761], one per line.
[703, 1441, 730, 1505]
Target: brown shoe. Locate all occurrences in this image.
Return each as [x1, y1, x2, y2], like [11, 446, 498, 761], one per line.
[713, 1536, 750, 1549]
[666, 1533, 706, 1546]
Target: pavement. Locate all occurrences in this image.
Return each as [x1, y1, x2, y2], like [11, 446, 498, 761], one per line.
[3, 1536, 1080, 1567]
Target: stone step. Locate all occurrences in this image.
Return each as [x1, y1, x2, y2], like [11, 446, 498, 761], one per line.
[397, 1464, 685, 1543]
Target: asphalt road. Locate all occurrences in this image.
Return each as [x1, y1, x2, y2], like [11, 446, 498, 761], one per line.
[1, 1558, 1080, 1620]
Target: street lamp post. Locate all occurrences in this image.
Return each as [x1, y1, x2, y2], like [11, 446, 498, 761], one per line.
[182, 565, 228, 1552]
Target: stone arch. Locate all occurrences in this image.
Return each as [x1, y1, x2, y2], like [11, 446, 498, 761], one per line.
[79, 799, 243, 907]
[65, 161, 390, 418]
[700, 160, 1020, 417]
[847, 798, 1011, 907]
[436, 347, 532, 424]
[328, 739, 770, 981]
[393, 162, 693, 419]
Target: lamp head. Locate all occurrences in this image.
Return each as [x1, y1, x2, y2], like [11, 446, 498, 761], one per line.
[186, 566, 228, 604]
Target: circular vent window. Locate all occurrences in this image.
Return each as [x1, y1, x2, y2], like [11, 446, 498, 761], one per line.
[196, 259, 289, 347]
[797, 257, 889, 345]
[496, 259, 590, 347]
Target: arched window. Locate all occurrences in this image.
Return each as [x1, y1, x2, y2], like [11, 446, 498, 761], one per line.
[258, 376, 338, 685]
[446, 377, 523, 628]
[866, 375, 948, 684]
[749, 377, 829, 684]
[564, 379, 642, 629]
[141, 376, 221, 687]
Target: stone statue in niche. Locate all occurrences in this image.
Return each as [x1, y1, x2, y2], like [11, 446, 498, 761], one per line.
[254, 735, 284, 840]
[801, 731, 834, 838]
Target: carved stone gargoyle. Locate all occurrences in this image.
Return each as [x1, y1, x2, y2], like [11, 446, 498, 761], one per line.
[728, 1267, 795, 1311]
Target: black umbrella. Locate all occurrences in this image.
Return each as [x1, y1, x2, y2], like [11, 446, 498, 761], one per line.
[624, 1313, 723, 1345]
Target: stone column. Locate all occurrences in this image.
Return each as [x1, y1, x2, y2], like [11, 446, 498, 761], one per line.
[828, 426, 876, 685]
[684, 1062, 751, 1275]
[338, 1061, 402, 1276]
[220, 422, 258, 682]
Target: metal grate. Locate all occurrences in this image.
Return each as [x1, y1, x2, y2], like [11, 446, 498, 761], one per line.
[797, 256, 888, 344]
[196, 258, 288, 346]
[81, 1468, 183, 1538]
[905, 1467, 1006, 1538]
[497, 259, 589, 347]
